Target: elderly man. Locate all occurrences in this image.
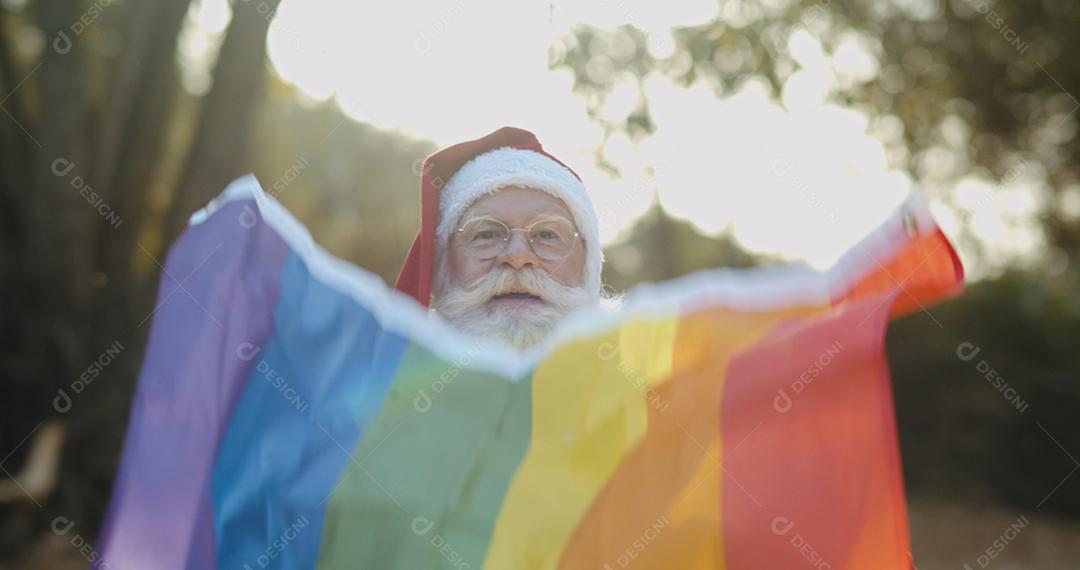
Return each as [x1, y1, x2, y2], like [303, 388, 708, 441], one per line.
[394, 127, 604, 348]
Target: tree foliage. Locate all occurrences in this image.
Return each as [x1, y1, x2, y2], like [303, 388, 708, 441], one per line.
[552, 0, 1080, 268]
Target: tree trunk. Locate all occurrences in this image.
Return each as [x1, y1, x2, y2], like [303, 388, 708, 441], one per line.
[164, 0, 283, 245]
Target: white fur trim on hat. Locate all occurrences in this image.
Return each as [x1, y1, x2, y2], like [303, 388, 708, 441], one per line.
[436, 146, 602, 296]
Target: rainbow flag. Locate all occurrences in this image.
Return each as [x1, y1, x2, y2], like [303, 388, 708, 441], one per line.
[98, 174, 962, 569]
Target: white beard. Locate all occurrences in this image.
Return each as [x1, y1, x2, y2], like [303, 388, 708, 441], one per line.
[431, 266, 595, 350]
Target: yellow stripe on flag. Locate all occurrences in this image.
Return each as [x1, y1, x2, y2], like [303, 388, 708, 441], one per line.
[483, 315, 678, 569]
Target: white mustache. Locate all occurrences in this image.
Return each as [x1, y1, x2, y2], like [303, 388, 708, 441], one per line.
[447, 266, 579, 309]
[432, 266, 594, 349]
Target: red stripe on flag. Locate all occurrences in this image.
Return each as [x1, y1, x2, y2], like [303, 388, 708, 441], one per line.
[835, 228, 963, 317]
[720, 296, 910, 569]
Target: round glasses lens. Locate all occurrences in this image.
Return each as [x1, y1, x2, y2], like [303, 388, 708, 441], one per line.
[529, 220, 577, 260]
[459, 219, 509, 258]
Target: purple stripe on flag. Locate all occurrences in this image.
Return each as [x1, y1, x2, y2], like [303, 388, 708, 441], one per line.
[97, 199, 288, 569]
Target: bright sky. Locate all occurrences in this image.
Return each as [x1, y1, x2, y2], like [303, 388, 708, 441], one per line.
[182, 0, 1044, 277]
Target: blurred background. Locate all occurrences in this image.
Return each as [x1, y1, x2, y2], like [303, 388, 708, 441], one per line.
[1, 0, 1079, 567]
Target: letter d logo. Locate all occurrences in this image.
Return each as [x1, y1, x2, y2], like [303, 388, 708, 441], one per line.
[772, 389, 792, 413]
[771, 516, 794, 536]
[956, 342, 980, 362]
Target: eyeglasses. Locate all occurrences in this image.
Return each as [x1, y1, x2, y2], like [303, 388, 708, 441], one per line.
[453, 215, 582, 261]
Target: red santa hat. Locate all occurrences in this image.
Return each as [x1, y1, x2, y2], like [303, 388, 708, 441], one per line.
[394, 126, 602, 307]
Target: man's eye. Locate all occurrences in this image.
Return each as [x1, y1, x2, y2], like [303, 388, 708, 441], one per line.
[534, 230, 557, 240]
[474, 230, 499, 240]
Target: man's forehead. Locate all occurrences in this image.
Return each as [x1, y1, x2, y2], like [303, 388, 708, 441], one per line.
[461, 186, 576, 225]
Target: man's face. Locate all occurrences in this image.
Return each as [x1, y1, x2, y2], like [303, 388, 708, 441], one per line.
[447, 186, 586, 289]
[432, 186, 592, 349]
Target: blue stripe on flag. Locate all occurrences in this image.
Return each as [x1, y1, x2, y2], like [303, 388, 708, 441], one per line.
[211, 253, 409, 569]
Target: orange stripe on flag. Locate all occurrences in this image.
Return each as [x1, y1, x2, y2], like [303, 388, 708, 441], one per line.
[557, 307, 818, 569]
[835, 228, 963, 317]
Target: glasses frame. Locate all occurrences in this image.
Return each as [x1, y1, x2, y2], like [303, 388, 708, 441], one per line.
[452, 215, 582, 262]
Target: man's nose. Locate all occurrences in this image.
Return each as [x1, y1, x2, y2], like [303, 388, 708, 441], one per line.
[496, 231, 539, 270]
